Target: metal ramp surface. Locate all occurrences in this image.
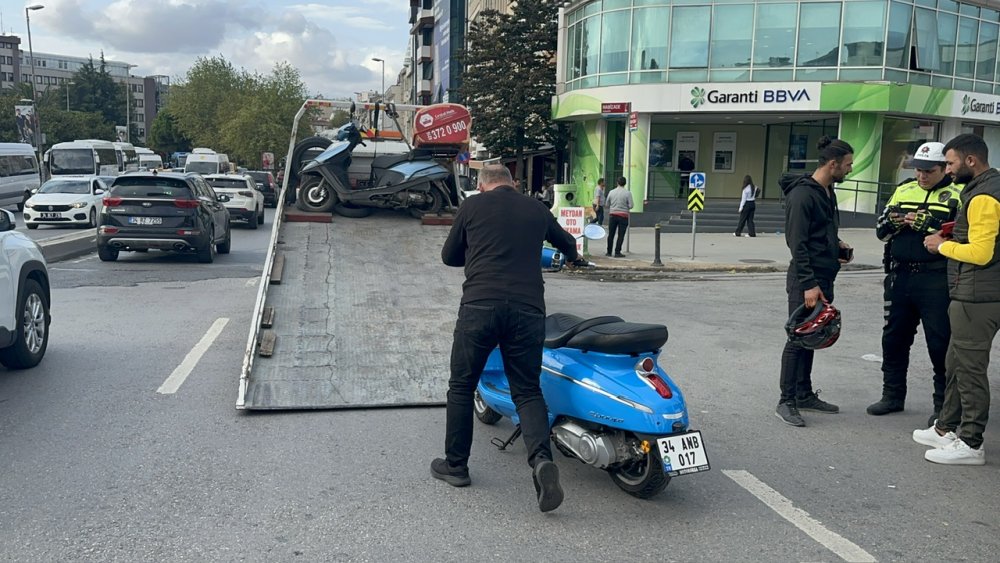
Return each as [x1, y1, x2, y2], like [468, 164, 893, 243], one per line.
[242, 214, 462, 409]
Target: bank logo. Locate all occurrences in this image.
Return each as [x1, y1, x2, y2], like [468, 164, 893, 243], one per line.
[962, 94, 971, 115]
[690, 87, 706, 108]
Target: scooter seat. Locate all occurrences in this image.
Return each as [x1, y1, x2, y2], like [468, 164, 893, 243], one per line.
[566, 321, 669, 355]
[544, 313, 624, 349]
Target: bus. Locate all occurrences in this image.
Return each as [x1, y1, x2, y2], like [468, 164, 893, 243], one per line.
[0, 143, 40, 210]
[45, 139, 120, 177]
[113, 142, 139, 172]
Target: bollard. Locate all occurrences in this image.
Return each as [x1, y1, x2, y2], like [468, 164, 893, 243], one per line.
[651, 223, 663, 267]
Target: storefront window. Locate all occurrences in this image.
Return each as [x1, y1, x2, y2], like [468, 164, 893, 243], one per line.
[937, 12, 959, 75]
[887, 1, 913, 69]
[711, 4, 754, 69]
[976, 22, 998, 83]
[631, 7, 669, 72]
[600, 9, 630, 74]
[670, 6, 710, 68]
[955, 16, 979, 79]
[842, 1, 886, 67]
[879, 118, 940, 189]
[580, 15, 601, 77]
[754, 3, 797, 68]
[797, 3, 841, 67]
[913, 8, 941, 71]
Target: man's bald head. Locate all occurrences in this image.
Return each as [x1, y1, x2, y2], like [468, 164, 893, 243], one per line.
[478, 165, 513, 192]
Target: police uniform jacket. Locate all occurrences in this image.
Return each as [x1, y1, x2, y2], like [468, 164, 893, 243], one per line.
[876, 177, 962, 265]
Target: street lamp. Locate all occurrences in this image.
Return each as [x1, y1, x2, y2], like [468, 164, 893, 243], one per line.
[25, 3, 44, 182]
[66, 80, 74, 111]
[123, 64, 137, 143]
[371, 57, 385, 130]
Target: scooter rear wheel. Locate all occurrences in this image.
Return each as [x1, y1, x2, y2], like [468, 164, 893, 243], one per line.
[609, 451, 670, 499]
[473, 389, 502, 425]
[408, 183, 446, 219]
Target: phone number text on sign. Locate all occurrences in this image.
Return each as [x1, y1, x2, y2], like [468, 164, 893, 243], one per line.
[422, 120, 468, 142]
[558, 207, 585, 255]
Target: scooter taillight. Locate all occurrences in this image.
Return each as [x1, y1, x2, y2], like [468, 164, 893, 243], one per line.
[644, 373, 673, 399]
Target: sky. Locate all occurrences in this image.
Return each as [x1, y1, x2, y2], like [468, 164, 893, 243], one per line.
[0, 0, 411, 98]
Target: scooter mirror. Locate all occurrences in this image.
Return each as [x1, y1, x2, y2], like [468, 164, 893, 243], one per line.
[583, 223, 607, 240]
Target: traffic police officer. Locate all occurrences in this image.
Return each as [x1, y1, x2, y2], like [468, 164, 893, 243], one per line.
[868, 142, 962, 425]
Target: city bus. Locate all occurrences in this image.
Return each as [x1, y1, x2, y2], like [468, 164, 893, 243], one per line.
[44, 140, 120, 177]
[113, 142, 139, 173]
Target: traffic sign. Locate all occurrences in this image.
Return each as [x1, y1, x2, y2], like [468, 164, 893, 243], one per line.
[689, 172, 706, 190]
[687, 190, 705, 212]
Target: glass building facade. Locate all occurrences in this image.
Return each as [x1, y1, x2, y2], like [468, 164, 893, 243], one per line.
[563, 0, 1000, 94]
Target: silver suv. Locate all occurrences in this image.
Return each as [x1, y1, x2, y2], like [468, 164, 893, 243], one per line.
[0, 209, 50, 368]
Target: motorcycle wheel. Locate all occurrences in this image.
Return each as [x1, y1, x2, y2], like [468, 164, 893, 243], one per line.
[333, 201, 374, 218]
[296, 176, 336, 213]
[608, 451, 670, 499]
[408, 184, 445, 219]
[473, 389, 502, 425]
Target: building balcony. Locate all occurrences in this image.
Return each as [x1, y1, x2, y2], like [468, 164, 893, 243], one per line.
[410, 8, 433, 31]
[418, 46, 433, 63]
[417, 79, 432, 95]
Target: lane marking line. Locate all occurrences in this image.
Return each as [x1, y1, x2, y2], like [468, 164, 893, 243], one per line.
[245, 278, 258, 287]
[157, 318, 230, 395]
[722, 469, 876, 563]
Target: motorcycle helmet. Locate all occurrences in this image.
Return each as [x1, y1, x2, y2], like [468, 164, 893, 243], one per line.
[785, 301, 841, 350]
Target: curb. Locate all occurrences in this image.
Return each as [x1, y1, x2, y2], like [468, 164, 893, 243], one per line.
[35, 230, 96, 263]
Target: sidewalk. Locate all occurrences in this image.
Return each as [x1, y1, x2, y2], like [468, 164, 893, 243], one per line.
[583, 227, 884, 272]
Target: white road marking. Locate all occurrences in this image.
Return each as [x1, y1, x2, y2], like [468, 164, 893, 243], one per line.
[723, 470, 876, 563]
[69, 255, 96, 264]
[157, 318, 230, 395]
[245, 278, 258, 287]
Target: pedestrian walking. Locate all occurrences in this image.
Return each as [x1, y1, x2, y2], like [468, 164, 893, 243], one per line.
[867, 142, 962, 424]
[735, 175, 758, 237]
[434, 164, 584, 511]
[776, 136, 855, 427]
[605, 177, 633, 258]
[592, 178, 606, 225]
[914, 133, 1000, 466]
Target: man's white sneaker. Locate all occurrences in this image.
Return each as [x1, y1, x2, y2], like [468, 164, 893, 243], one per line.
[924, 439, 986, 465]
[912, 425, 958, 448]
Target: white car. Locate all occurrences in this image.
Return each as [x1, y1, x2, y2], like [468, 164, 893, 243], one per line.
[23, 175, 109, 229]
[204, 174, 265, 229]
[0, 208, 50, 368]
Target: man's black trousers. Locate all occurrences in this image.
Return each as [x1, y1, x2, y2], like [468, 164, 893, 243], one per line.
[607, 215, 628, 255]
[445, 299, 552, 470]
[880, 269, 950, 409]
[780, 272, 834, 403]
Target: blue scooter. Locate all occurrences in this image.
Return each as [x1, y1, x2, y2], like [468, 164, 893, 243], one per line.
[474, 250, 710, 499]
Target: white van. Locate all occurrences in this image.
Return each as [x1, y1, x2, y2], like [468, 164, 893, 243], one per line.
[113, 142, 139, 173]
[135, 147, 163, 170]
[184, 150, 230, 175]
[45, 140, 119, 178]
[0, 143, 41, 211]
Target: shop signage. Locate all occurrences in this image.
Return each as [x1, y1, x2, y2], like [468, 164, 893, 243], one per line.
[557, 207, 586, 255]
[602, 102, 631, 115]
[685, 83, 820, 112]
[954, 91, 1000, 121]
[413, 103, 472, 146]
[629, 111, 638, 131]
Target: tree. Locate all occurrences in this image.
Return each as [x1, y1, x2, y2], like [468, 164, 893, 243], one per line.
[460, 1, 560, 184]
[71, 54, 128, 127]
[148, 108, 192, 156]
[329, 109, 351, 128]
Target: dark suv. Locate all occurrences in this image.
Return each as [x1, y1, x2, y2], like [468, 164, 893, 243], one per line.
[247, 170, 277, 207]
[96, 171, 231, 263]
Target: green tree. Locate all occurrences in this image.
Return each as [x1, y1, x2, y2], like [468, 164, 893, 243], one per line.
[330, 109, 351, 128]
[71, 54, 128, 127]
[148, 107, 192, 156]
[460, 1, 561, 184]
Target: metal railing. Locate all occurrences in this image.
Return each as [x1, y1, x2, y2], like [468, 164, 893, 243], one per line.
[777, 173, 896, 215]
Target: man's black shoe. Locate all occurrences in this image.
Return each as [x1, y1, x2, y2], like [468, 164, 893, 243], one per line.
[430, 458, 471, 487]
[775, 402, 805, 427]
[604, 252, 611, 257]
[532, 460, 564, 512]
[797, 391, 839, 413]
[614, 253, 626, 258]
[867, 398, 904, 416]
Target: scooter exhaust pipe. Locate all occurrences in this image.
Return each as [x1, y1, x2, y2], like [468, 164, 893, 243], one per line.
[551, 421, 619, 469]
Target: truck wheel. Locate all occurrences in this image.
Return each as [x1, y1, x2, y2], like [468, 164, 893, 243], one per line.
[608, 451, 670, 499]
[473, 390, 502, 425]
[296, 176, 337, 213]
[0, 279, 49, 369]
[97, 245, 118, 262]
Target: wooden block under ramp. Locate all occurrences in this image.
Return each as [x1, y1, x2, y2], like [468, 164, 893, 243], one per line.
[258, 330, 277, 357]
[422, 213, 455, 226]
[269, 253, 285, 285]
[261, 306, 276, 328]
[283, 210, 332, 223]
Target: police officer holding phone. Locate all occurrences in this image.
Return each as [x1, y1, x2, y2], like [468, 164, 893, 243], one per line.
[868, 142, 963, 424]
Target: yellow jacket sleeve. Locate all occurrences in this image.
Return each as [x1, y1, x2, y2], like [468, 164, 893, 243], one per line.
[939, 195, 1000, 266]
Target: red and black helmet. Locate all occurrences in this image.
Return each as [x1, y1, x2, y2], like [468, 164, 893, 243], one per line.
[785, 301, 841, 350]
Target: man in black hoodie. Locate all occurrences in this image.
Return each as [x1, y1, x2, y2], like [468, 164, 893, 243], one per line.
[777, 136, 855, 427]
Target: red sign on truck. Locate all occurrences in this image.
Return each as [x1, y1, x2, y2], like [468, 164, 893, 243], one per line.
[413, 104, 472, 147]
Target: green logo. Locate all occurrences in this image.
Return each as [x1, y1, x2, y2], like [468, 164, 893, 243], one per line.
[690, 87, 706, 108]
[962, 94, 971, 115]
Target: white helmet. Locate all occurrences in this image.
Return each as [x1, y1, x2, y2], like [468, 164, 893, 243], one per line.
[911, 142, 947, 168]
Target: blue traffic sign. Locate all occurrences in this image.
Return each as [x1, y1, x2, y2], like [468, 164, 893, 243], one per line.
[689, 172, 706, 189]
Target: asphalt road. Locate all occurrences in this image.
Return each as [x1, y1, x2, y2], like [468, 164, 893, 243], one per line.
[1, 210, 997, 562]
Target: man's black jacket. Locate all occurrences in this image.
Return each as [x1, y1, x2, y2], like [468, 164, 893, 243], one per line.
[781, 174, 841, 290]
[442, 185, 579, 312]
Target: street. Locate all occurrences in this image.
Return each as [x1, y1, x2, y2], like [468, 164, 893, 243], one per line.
[1, 213, 998, 562]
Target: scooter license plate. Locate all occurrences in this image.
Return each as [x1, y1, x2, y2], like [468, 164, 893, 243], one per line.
[657, 431, 710, 476]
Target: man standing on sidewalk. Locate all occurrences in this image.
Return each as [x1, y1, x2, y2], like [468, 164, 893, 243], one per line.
[606, 177, 633, 258]
[867, 142, 962, 424]
[914, 133, 1000, 465]
[776, 136, 855, 427]
[592, 178, 606, 226]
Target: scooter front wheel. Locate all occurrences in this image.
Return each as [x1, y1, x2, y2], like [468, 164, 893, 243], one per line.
[296, 176, 336, 213]
[473, 389, 502, 425]
[609, 451, 670, 499]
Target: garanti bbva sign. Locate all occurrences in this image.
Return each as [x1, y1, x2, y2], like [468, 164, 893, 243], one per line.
[954, 91, 1000, 121]
[684, 83, 821, 112]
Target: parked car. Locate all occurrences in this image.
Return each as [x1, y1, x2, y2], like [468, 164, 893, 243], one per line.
[204, 174, 264, 229]
[246, 170, 278, 207]
[23, 175, 109, 229]
[97, 171, 231, 263]
[0, 208, 50, 368]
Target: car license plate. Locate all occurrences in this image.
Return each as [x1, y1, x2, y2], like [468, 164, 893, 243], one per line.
[128, 216, 163, 225]
[40, 212, 60, 219]
[657, 431, 710, 476]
